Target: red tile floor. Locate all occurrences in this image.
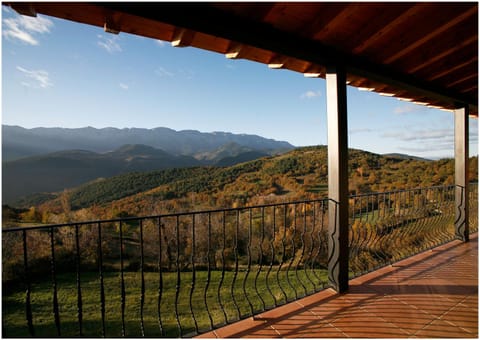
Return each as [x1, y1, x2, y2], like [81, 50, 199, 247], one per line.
[198, 234, 478, 338]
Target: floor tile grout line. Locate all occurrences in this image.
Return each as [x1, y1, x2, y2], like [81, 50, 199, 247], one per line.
[352, 294, 422, 337]
[310, 290, 413, 337]
[438, 294, 477, 335]
[198, 236, 477, 338]
[411, 292, 476, 337]
[268, 324, 282, 337]
[331, 322, 350, 338]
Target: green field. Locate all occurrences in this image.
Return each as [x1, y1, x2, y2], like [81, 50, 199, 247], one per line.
[3, 268, 328, 337]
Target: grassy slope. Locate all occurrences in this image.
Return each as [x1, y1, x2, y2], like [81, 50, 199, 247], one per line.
[3, 269, 328, 337]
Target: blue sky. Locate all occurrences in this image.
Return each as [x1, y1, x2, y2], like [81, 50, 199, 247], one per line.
[2, 6, 478, 159]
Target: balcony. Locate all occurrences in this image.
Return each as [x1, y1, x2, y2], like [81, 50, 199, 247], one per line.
[2, 3, 477, 338]
[2, 184, 477, 338]
[199, 233, 478, 338]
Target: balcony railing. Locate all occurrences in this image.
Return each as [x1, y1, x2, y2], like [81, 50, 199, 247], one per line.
[2, 184, 477, 337]
[349, 185, 463, 277]
[3, 199, 330, 337]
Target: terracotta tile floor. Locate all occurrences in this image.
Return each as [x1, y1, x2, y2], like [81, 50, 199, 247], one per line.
[198, 234, 478, 338]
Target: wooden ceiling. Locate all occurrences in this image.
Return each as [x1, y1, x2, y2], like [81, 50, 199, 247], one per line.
[6, 2, 478, 116]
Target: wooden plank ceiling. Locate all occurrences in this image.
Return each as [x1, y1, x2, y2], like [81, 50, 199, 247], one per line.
[6, 2, 478, 116]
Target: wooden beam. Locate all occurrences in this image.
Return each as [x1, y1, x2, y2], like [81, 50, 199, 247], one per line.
[459, 85, 478, 94]
[171, 27, 195, 47]
[406, 36, 477, 74]
[454, 106, 469, 241]
[312, 4, 362, 41]
[427, 56, 478, 82]
[96, 3, 476, 110]
[384, 6, 477, 64]
[352, 3, 426, 54]
[446, 73, 478, 89]
[8, 3, 36, 16]
[224, 42, 243, 59]
[326, 64, 349, 293]
[267, 54, 287, 69]
[104, 16, 121, 34]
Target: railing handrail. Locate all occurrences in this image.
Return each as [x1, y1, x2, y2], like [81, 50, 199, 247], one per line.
[5, 183, 477, 232]
[3, 197, 329, 232]
[348, 184, 459, 199]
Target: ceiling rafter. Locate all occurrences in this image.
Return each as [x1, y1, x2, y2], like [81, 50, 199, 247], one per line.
[351, 3, 424, 55]
[311, 3, 363, 41]
[407, 36, 477, 75]
[384, 5, 477, 64]
[171, 27, 195, 47]
[427, 57, 478, 82]
[446, 73, 478, 89]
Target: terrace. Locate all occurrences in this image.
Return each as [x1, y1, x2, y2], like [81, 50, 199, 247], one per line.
[2, 2, 478, 338]
[199, 233, 478, 338]
[3, 185, 478, 337]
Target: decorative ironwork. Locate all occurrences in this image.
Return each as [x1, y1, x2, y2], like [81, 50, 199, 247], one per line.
[348, 185, 461, 278]
[2, 185, 477, 337]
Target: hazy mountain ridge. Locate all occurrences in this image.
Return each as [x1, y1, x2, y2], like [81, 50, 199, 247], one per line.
[2, 125, 294, 161]
[2, 144, 203, 203]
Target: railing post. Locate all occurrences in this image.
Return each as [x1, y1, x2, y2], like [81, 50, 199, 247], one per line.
[454, 105, 469, 241]
[326, 64, 349, 293]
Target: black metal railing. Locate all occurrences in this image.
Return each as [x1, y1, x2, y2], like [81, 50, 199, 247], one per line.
[2, 184, 478, 337]
[349, 183, 478, 277]
[469, 182, 478, 233]
[3, 199, 329, 337]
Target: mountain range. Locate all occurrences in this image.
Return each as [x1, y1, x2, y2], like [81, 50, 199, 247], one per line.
[2, 125, 294, 203]
[2, 125, 293, 162]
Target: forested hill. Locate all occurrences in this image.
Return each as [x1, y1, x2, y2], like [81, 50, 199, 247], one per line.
[12, 146, 477, 224]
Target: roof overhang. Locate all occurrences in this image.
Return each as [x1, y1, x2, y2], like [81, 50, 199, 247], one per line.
[5, 2, 478, 116]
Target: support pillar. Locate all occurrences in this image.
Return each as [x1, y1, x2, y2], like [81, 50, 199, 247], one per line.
[326, 65, 349, 293]
[454, 106, 469, 241]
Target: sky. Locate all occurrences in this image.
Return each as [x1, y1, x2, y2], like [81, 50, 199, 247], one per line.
[2, 6, 478, 160]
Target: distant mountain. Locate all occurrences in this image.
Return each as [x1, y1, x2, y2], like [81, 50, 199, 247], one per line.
[383, 153, 432, 162]
[2, 125, 294, 161]
[194, 142, 270, 166]
[2, 144, 201, 203]
[215, 150, 270, 167]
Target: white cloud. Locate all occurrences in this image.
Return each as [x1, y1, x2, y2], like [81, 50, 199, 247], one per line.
[155, 40, 166, 47]
[17, 66, 53, 88]
[393, 104, 420, 115]
[155, 66, 174, 77]
[300, 90, 322, 99]
[178, 68, 194, 79]
[119, 83, 129, 90]
[97, 35, 122, 53]
[349, 128, 373, 135]
[382, 129, 453, 142]
[3, 14, 53, 45]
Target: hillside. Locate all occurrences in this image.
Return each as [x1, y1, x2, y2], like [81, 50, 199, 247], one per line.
[382, 153, 432, 162]
[3, 141, 284, 203]
[2, 144, 201, 203]
[2, 125, 294, 161]
[10, 146, 477, 225]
